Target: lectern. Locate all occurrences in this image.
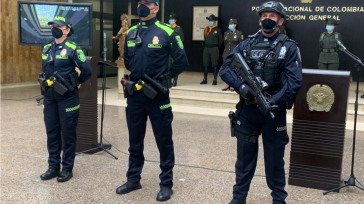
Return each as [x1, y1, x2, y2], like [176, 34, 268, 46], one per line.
[288, 69, 351, 191]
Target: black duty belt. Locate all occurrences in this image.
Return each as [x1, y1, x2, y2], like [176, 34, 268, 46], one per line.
[322, 49, 337, 53]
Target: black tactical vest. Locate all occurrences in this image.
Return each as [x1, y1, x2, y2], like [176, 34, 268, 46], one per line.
[243, 33, 288, 87]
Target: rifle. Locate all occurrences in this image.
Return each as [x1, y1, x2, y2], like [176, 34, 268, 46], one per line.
[230, 53, 277, 118]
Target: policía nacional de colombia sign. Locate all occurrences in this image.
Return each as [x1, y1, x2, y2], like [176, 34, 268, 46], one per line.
[252, 0, 364, 21]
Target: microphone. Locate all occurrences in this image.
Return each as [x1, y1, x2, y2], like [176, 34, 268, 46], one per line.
[336, 40, 347, 50]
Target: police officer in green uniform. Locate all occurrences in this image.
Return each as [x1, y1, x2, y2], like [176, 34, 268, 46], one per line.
[318, 18, 342, 70]
[167, 12, 184, 87]
[222, 18, 243, 91]
[39, 16, 92, 182]
[117, 0, 189, 202]
[201, 14, 222, 85]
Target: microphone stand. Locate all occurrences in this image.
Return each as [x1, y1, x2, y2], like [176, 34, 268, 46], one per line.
[323, 44, 364, 195]
[76, 32, 118, 160]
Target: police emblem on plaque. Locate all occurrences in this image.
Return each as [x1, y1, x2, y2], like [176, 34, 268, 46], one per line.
[306, 84, 335, 112]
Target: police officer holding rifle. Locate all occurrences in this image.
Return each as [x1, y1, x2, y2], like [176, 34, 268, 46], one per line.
[219, 2, 302, 203]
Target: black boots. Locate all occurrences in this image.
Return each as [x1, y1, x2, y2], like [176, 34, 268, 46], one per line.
[212, 67, 218, 85]
[156, 187, 173, 201]
[201, 67, 218, 85]
[40, 169, 60, 180]
[116, 181, 142, 194]
[57, 170, 73, 182]
[229, 199, 246, 204]
[200, 67, 208, 84]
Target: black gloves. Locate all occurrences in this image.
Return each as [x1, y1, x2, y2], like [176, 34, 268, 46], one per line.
[238, 83, 257, 99]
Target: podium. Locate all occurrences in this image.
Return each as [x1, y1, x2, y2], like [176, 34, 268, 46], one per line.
[75, 56, 116, 152]
[288, 69, 351, 191]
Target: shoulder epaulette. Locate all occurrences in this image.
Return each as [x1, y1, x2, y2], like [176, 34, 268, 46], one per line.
[155, 21, 174, 36]
[286, 39, 298, 45]
[65, 41, 77, 50]
[127, 25, 138, 35]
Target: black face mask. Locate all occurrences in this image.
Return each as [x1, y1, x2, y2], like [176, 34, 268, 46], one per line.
[137, 4, 152, 18]
[261, 18, 279, 33]
[52, 27, 64, 39]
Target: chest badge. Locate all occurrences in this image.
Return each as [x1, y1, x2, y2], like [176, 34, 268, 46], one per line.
[152, 36, 159, 44]
[307, 84, 335, 112]
[60, 49, 67, 56]
[234, 35, 237, 39]
[214, 30, 217, 34]
[148, 36, 162, 49]
[278, 46, 287, 59]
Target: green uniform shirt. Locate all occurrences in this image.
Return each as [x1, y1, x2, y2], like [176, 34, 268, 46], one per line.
[319, 32, 342, 64]
[204, 26, 222, 47]
[222, 29, 243, 59]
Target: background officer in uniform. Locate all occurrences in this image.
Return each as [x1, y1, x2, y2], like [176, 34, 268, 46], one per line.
[219, 2, 302, 204]
[222, 18, 243, 91]
[117, 0, 188, 202]
[200, 14, 222, 85]
[40, 16, 92, 182]
[318, 18, 342, 70]
[167, 12, 184, 87]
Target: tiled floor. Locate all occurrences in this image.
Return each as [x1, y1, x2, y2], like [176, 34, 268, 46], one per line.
[1, 83, 364, 204]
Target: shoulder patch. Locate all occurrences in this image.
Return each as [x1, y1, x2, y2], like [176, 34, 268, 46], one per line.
[77, 49, 86, 62]
[155, 21, 174, 36]
[175, 35, 184, 49]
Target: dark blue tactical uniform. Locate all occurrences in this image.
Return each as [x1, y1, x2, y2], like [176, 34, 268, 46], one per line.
[219, 31, 302, 204]
[123, 18, 188, 188]
[42, 40, 92, 172]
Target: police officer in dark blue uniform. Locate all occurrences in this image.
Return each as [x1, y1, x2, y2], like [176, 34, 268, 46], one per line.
[39, 16, 92, 182]
[116, 0, 188, 202]
[219, 2, 302, 204]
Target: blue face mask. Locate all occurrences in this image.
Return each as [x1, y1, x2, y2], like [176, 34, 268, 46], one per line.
[326, 25, 334, 32]
[169, 20, 175, 25]
[209, 21, 214, 26]
[228, 25, 234, 30]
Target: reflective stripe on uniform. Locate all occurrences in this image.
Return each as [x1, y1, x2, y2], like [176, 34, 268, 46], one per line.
[65, 41, 77, 50]
[127, 25, 138, 35]
[66, 104, 80, 112]
[160, 103, 172, 110]
[155, 21, 174, 36]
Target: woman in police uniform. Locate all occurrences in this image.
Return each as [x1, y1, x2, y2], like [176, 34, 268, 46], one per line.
[318, 18, 342, 70]
[222, 18, 243, 91]
[39, 16, 92, 182]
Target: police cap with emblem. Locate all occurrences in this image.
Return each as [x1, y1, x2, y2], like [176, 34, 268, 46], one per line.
[228, 18, 238, 24]
[166, 12, 178, 20]
[206, 14, 218, 21]
[48, 16, 74, 37]
[134, 0, 159, 6]
[257, 1, 287, 19]
[326, 18, 339, 25]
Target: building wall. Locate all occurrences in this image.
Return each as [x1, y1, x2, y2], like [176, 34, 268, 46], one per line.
[0, 0, 67, 84]
[112, 0, 364, 80]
